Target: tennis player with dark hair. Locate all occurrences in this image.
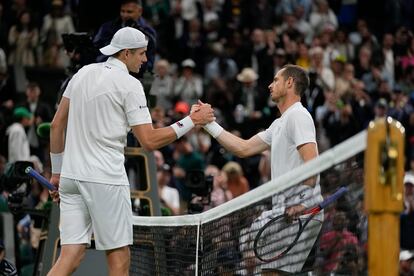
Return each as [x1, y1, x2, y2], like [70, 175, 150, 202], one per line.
[198, 64, 323, 274]
[48, 27, 214, 276]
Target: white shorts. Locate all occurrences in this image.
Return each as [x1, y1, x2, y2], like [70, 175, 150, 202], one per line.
[59, 177, 133, 250]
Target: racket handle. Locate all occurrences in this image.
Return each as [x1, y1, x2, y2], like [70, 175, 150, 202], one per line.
[319, 186, 348, 209]
[25, 166, 57, 191]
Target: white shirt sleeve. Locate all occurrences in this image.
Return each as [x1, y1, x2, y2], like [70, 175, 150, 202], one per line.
[257, 120, 278, 145]
[124, 83, 152, 126]
[288, 110, 316, 148]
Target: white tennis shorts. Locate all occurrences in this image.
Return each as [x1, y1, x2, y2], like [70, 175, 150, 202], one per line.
[59, 177, 133, 250]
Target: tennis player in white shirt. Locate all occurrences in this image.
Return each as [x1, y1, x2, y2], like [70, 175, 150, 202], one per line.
[48, 27, 214, 276]
[198, 64, 323, 274]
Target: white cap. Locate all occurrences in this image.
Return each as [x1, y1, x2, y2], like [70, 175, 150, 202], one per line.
[181, 59, 196, 68]
[404, 173, 414, 185]
[400, 250, 414, 261]
[100, 27, 148, 56]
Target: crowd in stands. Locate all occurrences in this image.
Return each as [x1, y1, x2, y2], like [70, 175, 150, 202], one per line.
[0, 0, 414, 274]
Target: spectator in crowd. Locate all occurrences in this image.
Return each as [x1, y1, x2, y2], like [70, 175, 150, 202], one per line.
[7, 9, 38, 67]
[157, 163, 180, 215]
[222, 161, 249, 198]
[6, 107, 32, 163]
[401, 173, 414, 250]
[400, 250, 414, 276]
[354, 45, 372, 79]
[204, 164, 232, 209]
[318, 210, 359, 274]
[204, 42, 238, 112]
[20, 82, 52, 161]
[233, 67, 268, 138]
[149, 59, 174, 111]
[309, 46, 335, 91]
[173, 59, 203, 106]
[40, 0, 75, 68]
[93, 0, 156, 75]
[309, 0, 338, 34]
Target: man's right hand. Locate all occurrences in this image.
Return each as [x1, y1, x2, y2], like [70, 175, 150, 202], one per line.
[189, 101, 215, 125]
[49, 174, 60, 203]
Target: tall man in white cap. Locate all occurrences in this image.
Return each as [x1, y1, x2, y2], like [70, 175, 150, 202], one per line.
[48, 27, 214, 275]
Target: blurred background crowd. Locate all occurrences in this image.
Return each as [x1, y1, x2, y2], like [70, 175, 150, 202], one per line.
[0, 0, 414, 274]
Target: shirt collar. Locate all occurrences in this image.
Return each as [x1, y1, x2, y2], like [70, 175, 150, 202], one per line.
[105, 57, 129, 73]
[281, 102, 302, 118]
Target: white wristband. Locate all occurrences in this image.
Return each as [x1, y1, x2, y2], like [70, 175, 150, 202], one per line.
[203, 121, 224, 138]
[170, 116, 194, 139]
[50, 152, 64, 174]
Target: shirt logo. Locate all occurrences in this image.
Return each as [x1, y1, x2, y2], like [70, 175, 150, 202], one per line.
[299, 193, 305, 199]
[139, 105, 147, 109]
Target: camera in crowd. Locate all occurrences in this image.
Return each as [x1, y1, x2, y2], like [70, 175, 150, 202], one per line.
[0, 161, 33, 213]
[62, 32, 99, 74]
[184, 170, 213, 214]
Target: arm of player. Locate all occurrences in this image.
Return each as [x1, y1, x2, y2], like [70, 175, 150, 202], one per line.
[49, 96, 70, 202]
[215, 132, 270, 158]
[297, 142, 318, 187]
[131, 104, 215, 151]
[285, 142, 318, 218]
[194, 100, 269, 157]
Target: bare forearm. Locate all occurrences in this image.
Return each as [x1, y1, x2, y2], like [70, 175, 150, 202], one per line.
[145, 127, 178, 151]
[216, 131, 268, 158]
[50, 124, 66, 153]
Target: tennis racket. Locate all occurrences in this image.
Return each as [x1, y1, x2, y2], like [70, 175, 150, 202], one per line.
[253, 186, 348, 262]
[25, 166, 57, 191]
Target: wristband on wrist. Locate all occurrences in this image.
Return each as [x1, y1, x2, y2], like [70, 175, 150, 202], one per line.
[50, 152, 64, 174]
[203, 121, 224, 138]
[170, 116, 195, 139]
[292, 184, 314, 208]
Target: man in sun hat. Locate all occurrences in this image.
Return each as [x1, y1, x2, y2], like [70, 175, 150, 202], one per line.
[234, 67, 269, 137]
[49, 26, 215, 275]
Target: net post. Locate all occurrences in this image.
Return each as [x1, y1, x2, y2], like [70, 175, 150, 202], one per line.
[364, 117, 405, 276]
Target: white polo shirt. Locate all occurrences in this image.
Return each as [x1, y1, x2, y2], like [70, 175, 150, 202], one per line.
[61, 57, 152, 185]
[258, 102, 322, 207]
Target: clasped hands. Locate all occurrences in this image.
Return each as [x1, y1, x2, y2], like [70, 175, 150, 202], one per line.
[189, 100, 216, 126]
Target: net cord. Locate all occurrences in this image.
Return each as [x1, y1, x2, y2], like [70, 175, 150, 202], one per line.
[132, 130, 367, 226]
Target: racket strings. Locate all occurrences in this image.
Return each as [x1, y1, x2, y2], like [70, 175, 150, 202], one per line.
[254, 217, 323, 262]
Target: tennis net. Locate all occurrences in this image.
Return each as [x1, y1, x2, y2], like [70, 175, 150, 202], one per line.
[131, 130, 368, 275]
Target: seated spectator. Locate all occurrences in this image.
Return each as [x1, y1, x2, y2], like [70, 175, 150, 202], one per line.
[157, 163, 180, 215]
[204, 164, 232, 210]
[318, 210, 359, 273]
[222, 161, 249, 198]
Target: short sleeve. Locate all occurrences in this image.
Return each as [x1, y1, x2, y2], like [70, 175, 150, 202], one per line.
[287, 110, 316, 148]
[124, 83, 152, 126]
[62, 74, 78, 99]
[257, 120, 278, 145]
